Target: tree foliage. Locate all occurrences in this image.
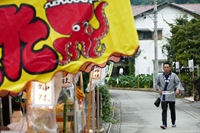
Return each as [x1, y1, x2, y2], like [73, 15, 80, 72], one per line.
[128, 49, 141, 76]
[162, 15, 200, 96]
[162, 15, 200, 67]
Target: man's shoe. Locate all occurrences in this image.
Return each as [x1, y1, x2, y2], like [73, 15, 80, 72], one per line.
[172, 124, 176, 127]
[160, 125, 167, 129]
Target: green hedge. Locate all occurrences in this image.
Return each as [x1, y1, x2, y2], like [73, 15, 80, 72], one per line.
[97, 85, 118, 123]
[108, 74, 153, 88]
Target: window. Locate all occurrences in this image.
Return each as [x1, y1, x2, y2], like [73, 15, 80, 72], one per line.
[138, 31, 152, 40]
[137, 30, 162, 40]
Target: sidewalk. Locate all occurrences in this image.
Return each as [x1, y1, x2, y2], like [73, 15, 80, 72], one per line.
[183, 96, 200, 109]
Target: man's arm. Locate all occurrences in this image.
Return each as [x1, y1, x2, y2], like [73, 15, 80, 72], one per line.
[158, 88, 162, 95]
[174, 74, 184, 95]
[156, 75, 162, 94]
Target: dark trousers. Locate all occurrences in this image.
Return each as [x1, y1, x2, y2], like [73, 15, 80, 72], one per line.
[161, 101, 176, 126]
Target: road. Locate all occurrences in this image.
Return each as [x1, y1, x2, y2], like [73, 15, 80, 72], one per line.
[109, 90, 200, 133]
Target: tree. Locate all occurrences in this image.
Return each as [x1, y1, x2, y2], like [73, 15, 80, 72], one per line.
[162, 15, 200, 67]
[162, 15, 200, 96]
[128, 49, 141, 76]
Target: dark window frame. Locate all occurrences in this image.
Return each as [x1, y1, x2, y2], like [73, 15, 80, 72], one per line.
[137, 30, 162, 40]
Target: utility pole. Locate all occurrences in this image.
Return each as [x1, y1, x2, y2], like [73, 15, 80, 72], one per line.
[153, 0, 158, 89]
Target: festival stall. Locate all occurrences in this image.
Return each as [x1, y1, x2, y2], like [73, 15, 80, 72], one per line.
[0, 0, 139, 132]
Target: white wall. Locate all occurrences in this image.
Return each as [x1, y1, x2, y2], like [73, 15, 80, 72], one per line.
[134, 6, 194, 75]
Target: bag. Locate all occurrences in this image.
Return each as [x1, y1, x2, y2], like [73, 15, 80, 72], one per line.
[154, 97, 161, 107]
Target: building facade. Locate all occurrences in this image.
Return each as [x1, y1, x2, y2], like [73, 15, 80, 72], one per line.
[132, 2, 200, 75]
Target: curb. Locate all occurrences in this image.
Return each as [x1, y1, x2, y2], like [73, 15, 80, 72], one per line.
[109, 87, 155, 92]
[191, 101, 200, 109]
[183, 97, 194, 103]
[182, 96, 200, 109]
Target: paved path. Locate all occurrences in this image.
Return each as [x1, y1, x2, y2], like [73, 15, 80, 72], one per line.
[109, 90, 200, 133]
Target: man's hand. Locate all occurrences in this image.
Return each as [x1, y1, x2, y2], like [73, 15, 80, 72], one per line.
[175, 89, 180, 95]
[158, 89, 162, 95]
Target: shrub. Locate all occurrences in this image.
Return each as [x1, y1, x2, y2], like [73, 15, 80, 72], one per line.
[97, 85, 118, 123]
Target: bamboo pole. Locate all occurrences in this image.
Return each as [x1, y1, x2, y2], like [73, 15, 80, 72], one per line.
[63, 101, 67, 133]
[63, 98, 67, 133]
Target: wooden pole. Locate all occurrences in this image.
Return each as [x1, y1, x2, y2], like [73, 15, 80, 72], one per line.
[192, 59, 195, 96]
[87, 73, 93, 133]
[9, 96, 12, 123]
[61, 72, 66, 133]
[0, 98, 3, 126]
[80, 72, 85, 126]
[148, 72, 150, 88]
[80, 72, 84, 92]
[74, 83, 78, 133]
[25, 82, 34, 133]
[122, 75, 123, 88]
[97, 87, 100, 133]
[92, 90, 95, 132]
[193, 68, 195, 96]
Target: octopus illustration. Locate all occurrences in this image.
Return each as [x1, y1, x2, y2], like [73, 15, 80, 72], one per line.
[45, 0, 109, 65]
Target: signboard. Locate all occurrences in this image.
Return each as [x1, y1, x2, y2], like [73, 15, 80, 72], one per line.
[32, 78, 54, 106]
[61, 74, 73, 88]
[175, 62, 180, 72]
[92, 66, 102, 80]
[188, 59, 194, 72]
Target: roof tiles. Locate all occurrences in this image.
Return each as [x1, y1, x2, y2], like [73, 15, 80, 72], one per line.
[132, 3, 200, 16]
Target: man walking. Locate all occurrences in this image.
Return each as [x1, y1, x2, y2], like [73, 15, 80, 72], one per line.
[156, 62, 184, 129]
